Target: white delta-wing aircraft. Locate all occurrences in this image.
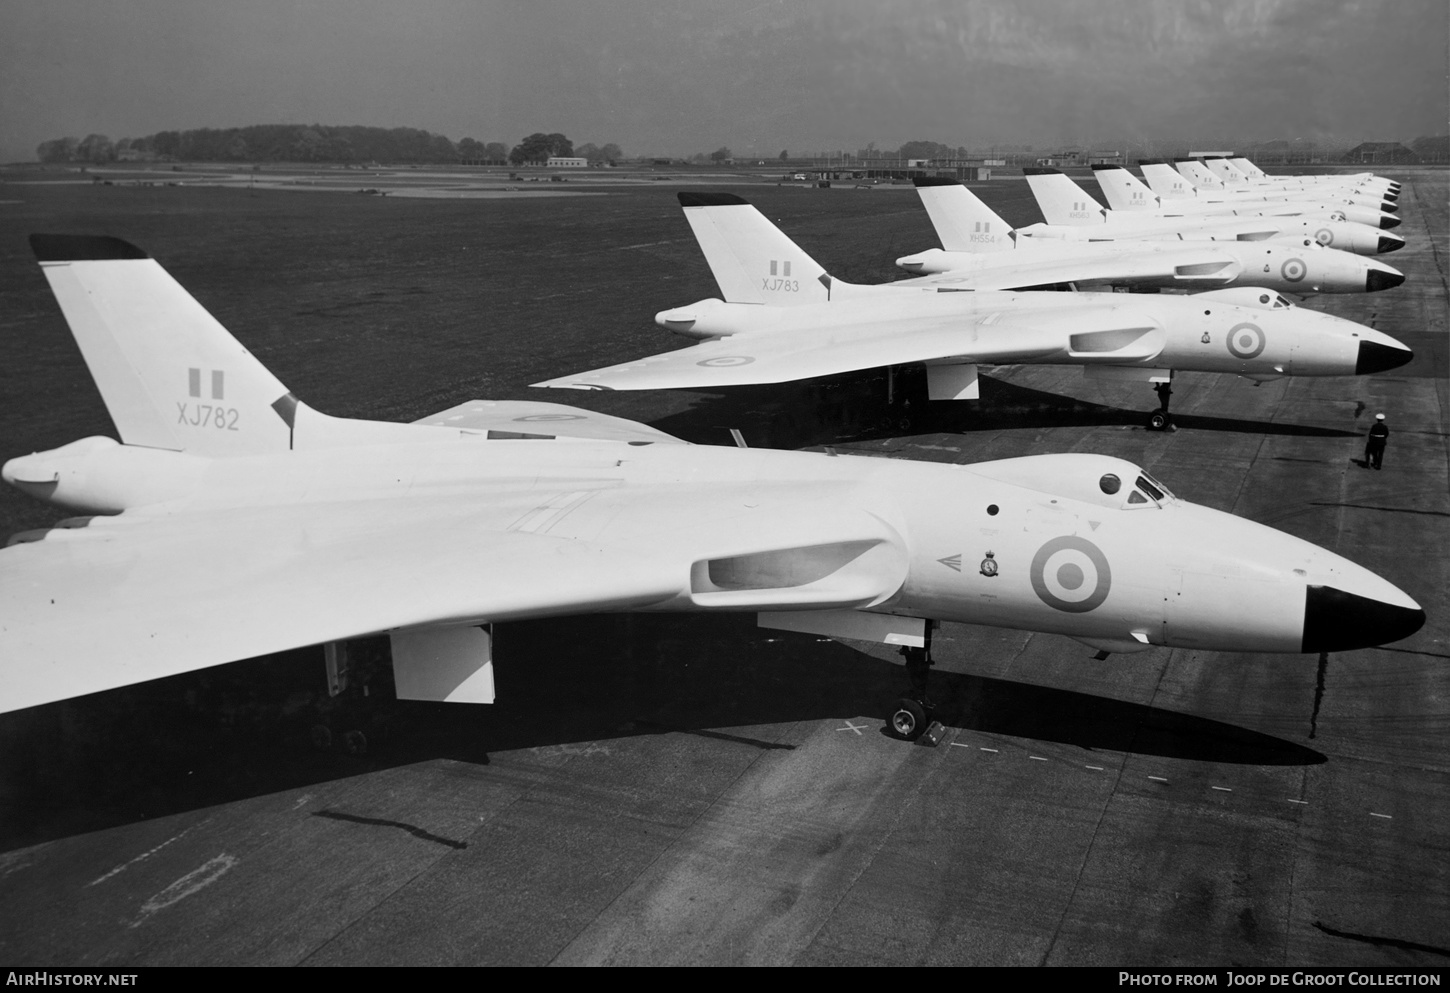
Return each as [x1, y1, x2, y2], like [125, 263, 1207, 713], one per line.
[913, 174, 1400, 257]
[535, 192, 1412, 430]
[1026, 167, 1398, 232]
[894, 178, 1404, 296]
[1140, 160, 1397, 206]
[1179, 157, 1399, 203]
[1100, 164, 1401, 232]
[1223, 157, 1399, 198]
[0, 235, 1426, 738]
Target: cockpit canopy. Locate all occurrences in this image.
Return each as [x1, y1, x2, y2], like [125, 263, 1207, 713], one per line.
[1100, 471, 1175, 509]
[969, 453, 1177, 511]
[1190, 286, 1295, 310]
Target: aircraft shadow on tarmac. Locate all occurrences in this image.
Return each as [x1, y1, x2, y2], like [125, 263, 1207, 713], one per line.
[647, 370, 1358, 450]
[0, 613, 1322, 852]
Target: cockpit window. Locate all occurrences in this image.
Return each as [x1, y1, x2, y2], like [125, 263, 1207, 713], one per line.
[1274, 294, 1292, 309]
[1127, 490, 1149, 505]
[1136, 475, 1165, 502]
[1099, 473, 1121, 495]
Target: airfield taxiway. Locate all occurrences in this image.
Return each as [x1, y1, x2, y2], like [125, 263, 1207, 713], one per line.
[0, 167, 1444, 966]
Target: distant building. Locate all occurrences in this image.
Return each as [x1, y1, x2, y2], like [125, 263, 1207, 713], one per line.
[546, 156, 588, 168]
[1342, 142, 1418, 165]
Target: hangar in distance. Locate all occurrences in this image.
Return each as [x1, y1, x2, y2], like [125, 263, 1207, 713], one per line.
[894, 178, 1404, 296]
[0, 236, 1425, 733]
[536, 192, 1413, 430]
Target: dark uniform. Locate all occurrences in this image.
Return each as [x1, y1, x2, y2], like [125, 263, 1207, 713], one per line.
[1365, 416, 1389, 470]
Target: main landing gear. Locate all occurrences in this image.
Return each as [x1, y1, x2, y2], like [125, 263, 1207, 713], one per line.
[1147, 381, 1176, 432]
[890, 628, 936, 740]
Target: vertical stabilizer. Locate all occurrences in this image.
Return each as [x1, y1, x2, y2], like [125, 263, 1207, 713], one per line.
[1091, 164, 1158, 211]
[1230, 157, 1268, 180]
[1022, 168, 1107, 226]
[30, 235, 296, 456]
[1140, 160, 1196, 199]
[912, 178, 1015, 252]
[676, 193, 832, 306]
[1175, 158, 1224, 189]
[1204, 157, 1247, 184]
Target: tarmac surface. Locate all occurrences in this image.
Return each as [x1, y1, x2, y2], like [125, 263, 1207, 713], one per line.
[0, 167, 1444, 967]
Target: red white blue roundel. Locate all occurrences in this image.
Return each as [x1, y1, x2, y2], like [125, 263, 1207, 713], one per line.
[1030, 536, 1111, 613]
[696, 356, 756, 367]
[1281, 257, 1308, 282]
[1226, 322, 1266, 360]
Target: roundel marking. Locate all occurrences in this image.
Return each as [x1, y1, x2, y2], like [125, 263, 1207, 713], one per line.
[514, 413, 586, 422]
[697, 355, 756, 367]
[1030, 536, 1111, 613]
[1314, 227, 1334, 246]
[1281, 257, 1308, 282]
[1226, 321, 1266, 360]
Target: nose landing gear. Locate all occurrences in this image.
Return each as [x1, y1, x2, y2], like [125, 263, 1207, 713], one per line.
[1148, 381, 1176, 431]
[890, 634, 938, 741]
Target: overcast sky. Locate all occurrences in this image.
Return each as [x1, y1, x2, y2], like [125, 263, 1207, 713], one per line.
[2, 0, 1445, 162]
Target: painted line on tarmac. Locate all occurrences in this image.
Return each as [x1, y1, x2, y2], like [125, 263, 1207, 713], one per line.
[1212, 786, 1233, 792]
[1147, 776, 1168, 782]
[837, 721, 867, 735]
[90, 824, 200, 887]
[1370, 812, 1393, 819]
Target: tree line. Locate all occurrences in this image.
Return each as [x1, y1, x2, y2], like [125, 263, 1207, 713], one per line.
[35, 126, 624, 166]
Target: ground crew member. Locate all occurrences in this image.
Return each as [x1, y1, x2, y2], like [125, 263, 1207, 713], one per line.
[1365, 413, 1389, 469]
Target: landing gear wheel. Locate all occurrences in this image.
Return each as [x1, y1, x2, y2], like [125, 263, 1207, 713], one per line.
[891, 698, 928, 740]
[341, 730, 368, 756]
[1148, 410, 1170, 432]
[309, 725, 333, 751]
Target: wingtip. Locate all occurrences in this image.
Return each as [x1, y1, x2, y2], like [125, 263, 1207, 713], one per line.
[677, 191, 750, 208]
[30, 234, 149, 262]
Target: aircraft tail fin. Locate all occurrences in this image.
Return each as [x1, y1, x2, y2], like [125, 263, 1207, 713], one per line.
[912, 178, 1015, 252]
[1091, 164, 1158, 211]
[1175, 158, 1224, 189]
[1022, 168, 1106, 226]
[1139, 160, 1195, 198]
[676, 193, 832, 306]
[1203, 157, 1247, 184]
[1230, 157, 1268, 180]
[30, 235, 297, 457]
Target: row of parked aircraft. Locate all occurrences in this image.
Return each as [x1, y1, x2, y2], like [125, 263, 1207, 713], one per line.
[536, 171, 1409, 434]
[0, 158, 1424, 740]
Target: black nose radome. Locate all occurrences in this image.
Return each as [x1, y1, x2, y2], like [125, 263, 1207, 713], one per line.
[1365, 269, 1406, 292]
[1380, 201, 1398, 214]
[1380, 215, 1401, 230]
[1356, 339, 1413, 374]
[1303, 586, 1425, 653]
[1378, 235, 1405, 254]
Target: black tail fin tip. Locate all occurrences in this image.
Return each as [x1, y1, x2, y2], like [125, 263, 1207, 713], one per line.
[31, 234, 148, 262]
[677, 192, 750, 208]
[1090, 164, 1126, 171]
[913, 177, 962, 188]
[1021, 167, 1062, 176]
